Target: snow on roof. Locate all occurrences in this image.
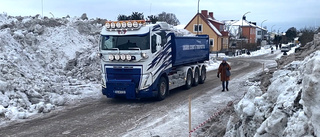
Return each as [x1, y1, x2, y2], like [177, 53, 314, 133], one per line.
[256, 26, 267, 31]
[231, 19, 256, 27]
[207, 21, 222, 36]
[207, 18, 224, 24]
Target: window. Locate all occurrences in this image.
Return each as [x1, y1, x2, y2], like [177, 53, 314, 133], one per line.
[151, 35, 157, 53]
[251, 28, 255, 34]
[258, 31, 261, 35]
[193, 24, 203, 32]
[157, 31, 167, 47]
[100, 33, 150, 50]
[210, 39, 214, 47]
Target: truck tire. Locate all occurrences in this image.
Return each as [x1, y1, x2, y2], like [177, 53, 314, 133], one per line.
[184, 69, 193, 89]
[193, 67, 199, 86]
[157, 77, 168, 101]
[199, 66, 206, 84]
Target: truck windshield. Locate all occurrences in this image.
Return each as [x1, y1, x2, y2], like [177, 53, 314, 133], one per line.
[101, 33, 150, 50]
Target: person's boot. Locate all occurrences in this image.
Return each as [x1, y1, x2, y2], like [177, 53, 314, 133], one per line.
[226, 87, 229, 91]
[222, 89, 225, 92]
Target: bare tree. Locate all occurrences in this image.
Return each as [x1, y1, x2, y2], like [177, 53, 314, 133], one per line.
[117, 12, 144, 21]
[157, 12, 180, 25]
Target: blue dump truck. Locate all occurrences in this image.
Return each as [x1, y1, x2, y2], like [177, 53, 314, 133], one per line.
[99, 20, 210, 100]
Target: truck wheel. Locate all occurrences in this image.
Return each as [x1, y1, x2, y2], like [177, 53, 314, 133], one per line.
[184, 69, 192, 89]
[157, 77, 168, 101]
[193, 67, 199, 86]
[199, 66, 206, 84]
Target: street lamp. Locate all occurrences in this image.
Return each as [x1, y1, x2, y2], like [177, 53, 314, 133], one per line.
[197, 0, 200, 35]
[42, 0, 43, 18]
[271, 25, 275, 33]
[261, 20, 267, 40]
[241, 11, 250, 51]
[278, 27, 281, 35]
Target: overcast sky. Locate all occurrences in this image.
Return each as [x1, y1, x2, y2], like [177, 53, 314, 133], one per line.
[1, 0, 319, 32]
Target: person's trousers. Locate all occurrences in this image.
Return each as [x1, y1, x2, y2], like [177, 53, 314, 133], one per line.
[222, 81, 229, 90]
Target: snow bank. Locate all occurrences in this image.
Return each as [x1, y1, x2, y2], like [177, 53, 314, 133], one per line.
[225, 34, 320, 136]
[0, 13, 102, 125]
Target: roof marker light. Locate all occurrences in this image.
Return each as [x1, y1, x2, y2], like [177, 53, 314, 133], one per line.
[111, 22, 116, 28]
[105, 22, 111, 29]
[116, 22, 121, 28]
[127, 22, 132, 28]
[133, 21, 138, 28]
[121, 22, 127, 28]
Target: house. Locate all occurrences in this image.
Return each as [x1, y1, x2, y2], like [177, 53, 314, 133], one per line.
[256, 26, 268, 44]
[223, 17, 261, 50]
[229, 17, 257, 44]
[184, 10, 229, 52]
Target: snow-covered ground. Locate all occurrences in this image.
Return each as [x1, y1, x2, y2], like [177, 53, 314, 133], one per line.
[0, 13, 277, 126]
[0, 13, 102, 125]
[225, 50, 320, 137]
[1, 13, 319, 137]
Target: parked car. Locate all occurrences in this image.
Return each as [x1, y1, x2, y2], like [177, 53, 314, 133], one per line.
[295, 44, 302, 53]
[281, 44, 290, 52]
[288, 43, 296, 47]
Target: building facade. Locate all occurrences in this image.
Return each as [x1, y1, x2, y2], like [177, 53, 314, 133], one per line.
[184, 10, 229, 52]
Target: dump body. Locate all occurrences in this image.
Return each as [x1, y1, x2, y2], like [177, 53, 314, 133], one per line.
[171, 34, 209, 66]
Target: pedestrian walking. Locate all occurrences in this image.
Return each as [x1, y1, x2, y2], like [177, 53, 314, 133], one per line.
[217, 58, 231, 91]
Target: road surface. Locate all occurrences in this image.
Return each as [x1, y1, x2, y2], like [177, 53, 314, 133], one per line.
[0, 51, 280, 137]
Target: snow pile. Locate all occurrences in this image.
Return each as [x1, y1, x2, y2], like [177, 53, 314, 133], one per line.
[0, 13, 103, 124]
[172, 25, 196, 36]
[225, 50, 320, 136]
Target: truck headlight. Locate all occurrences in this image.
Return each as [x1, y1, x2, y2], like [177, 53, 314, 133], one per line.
[141, 53, 148, 59]
[126, 54, 131, 61]
[120, 54, 126, 60]
[108, 55, 114, 61]
[114, 54, 120, 60]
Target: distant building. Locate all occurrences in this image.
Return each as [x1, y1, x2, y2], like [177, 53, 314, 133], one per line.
[256, 26, 268, 44]
[227, 17, 257, 44]
[184, 10, 229, 52]
[223, 17, 271, 50]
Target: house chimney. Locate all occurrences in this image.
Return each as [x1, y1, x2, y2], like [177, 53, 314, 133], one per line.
[209, 12, 213, 18]
[201, 10, 208, 18]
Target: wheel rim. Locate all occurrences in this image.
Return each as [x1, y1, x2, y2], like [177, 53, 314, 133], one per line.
[160, 81, 166, 96]
[202, 68, 206, 81]
[187, 72, 192, 85]
[195, 70, 199, 83]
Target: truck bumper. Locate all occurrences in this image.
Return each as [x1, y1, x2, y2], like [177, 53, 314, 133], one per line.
[103, 80, 136, 99]
[102, 80, 157, 99]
